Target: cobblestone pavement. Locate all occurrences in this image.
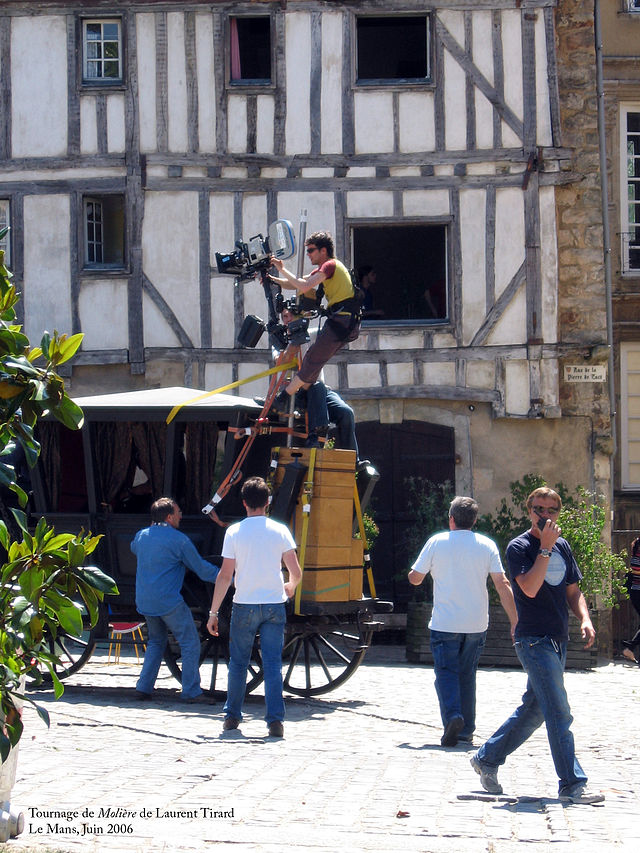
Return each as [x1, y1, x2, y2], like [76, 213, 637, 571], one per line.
[2, 643, 639, 853]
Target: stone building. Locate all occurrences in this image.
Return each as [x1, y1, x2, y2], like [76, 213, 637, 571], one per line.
[0, 1, 612, 606]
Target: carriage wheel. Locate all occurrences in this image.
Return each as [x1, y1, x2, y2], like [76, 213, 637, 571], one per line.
[32, 602, 102, 682]
[280, 622, 373, 697]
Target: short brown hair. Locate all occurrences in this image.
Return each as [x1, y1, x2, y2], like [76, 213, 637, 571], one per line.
[150, 497, 176, 523]
[241, 476, 270, 509]
[526, 487, 562, 514]
[305, 231, 334, 258]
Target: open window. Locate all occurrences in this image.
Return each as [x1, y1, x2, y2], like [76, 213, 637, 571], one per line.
[352, 223, 448, 323]
[621, 107, 640, 274]
[83, 195, 125, 269]
[0, 200, 9, 267]
[229, 16, 272, 85]
[356, 15, 431, 85]
[82, 19, 123, 84]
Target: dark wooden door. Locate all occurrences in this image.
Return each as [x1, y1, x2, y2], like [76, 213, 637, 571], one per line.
[356, 420, 455, 607]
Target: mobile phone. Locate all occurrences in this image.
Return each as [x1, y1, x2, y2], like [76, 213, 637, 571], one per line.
[536, 517, 547, 532]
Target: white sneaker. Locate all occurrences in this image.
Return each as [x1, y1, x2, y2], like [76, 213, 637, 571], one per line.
[470, 754, 503, 795]
[559, 784, 605, 804]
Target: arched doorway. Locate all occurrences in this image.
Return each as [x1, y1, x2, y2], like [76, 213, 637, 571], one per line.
[356, 420, 455, 607]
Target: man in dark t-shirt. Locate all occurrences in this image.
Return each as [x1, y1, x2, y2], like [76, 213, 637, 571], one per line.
[470, 487, 604, 804]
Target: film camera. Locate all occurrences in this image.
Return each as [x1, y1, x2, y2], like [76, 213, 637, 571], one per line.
[215, 219, 296, 282]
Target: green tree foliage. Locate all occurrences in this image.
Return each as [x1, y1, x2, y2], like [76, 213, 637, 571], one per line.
[478, 474, 627, 610]
[0, 231, 118, 763]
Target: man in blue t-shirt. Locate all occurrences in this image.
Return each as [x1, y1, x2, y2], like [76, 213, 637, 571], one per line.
[132, 497, 219, 702]
[470, 487, 604, 804]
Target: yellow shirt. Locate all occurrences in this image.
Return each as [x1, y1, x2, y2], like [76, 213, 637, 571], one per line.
[316, 259, 354, 307]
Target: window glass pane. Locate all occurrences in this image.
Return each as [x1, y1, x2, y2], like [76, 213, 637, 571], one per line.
[357, 16, 429, 81]
[84, 195, 124, 268]
[230, 17, 271, 82]
[104, 62, 119, 79]
[86, 23, 101, 40]
[0, 201, 9, 266]
[103, 23, 119, 39]
[83, 19, 121, 82]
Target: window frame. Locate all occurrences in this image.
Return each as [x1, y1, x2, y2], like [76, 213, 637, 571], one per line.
[619, 104, 640, 276]
[353, 12, 433, 89]
[81, 17, 124, 87]
[82, 194, 127, 272]
[620, 342, 640, 490]
[348, 219, 451, 327]
[225, 13, 276, 92]
[625, 1, 640, 12]
[0, 200, 10, 268]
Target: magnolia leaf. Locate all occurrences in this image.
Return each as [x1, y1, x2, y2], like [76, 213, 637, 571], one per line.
[10, 506, 28, 533]
[0, 519, 8, 551]
[76, 564, 119, 595]
[56, 333, 84, 365]
[9, 480, 28, 508]
[51, 395, 84, 430]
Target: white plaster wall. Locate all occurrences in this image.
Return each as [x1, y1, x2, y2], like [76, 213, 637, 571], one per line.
[23, 195, 72, 343]
[399, 92, 435, 153]
[321, 12, 343, 155]
[539, 186, 559, 344]
[142, 192, 200, 347]
[440, 11, 466, 151]
[256, 96, 275, 155]
[387, 363, 414, 386]
[137, 14, 157, 153]
[276, 193, 337, 263]
[80, 97, 98, 155]
[204, 362, 233, 392]
[78, 281, 129, 349]
[285, 13, 311, 154]
[196, 12, 216, 153]
[495, 187, 525, 299]
[354, 92, 394, 154]
[473, 11, 495, 150]
[347, 192, 394, 218]
[425, 362, 456, 386]
[210, 193, 237, 349]
[11, 17, 67, 157]
[467, 360, 495, 390]
[242, 195, 271, 324]
[505, 359, 530, 415]
[107, 94, 126, 153]
[502, 11, 523, 149]
[486, 289, 526, 346]
[459, 189, 486, 346]
[238, 363, 269, 399]
[535, 14, 552, 147]
[167, 12, 189, 153]
[210, 279, 235, 349]
[227, 96, 247, 153]
[403, 189, 450, 218]
[347, 364, 381, 388]
[379, 331, 424, 350]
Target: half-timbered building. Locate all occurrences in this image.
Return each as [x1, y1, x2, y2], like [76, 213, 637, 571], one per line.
[0, 1, 612, 606]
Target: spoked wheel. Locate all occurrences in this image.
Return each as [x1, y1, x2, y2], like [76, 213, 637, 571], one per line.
[281, 620, 374, 697]
[163, 613, 264, 697]
[32, 601, 105, 682]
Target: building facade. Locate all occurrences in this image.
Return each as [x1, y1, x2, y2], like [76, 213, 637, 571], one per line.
[0, 1, 612, 606]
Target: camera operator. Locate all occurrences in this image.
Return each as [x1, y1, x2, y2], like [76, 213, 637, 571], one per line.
[269, 231, 360, 413]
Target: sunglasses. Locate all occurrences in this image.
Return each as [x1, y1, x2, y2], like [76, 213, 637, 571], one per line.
[306, 247, 318, 255]
[531, 505, 560, 516]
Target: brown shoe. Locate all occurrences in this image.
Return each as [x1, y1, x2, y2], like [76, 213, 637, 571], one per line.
[183, 692, 212, 704]
[223, 717, 241, 731]
[268, 721, 284, 738]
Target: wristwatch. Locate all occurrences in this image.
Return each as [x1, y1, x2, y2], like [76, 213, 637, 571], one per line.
[539, 548, 552, 558]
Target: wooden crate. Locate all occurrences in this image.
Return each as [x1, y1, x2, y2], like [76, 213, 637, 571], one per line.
[300, 567, 363, 602]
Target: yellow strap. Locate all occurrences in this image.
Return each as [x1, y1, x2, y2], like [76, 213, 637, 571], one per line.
[353, 482, 377, 599]
[294, 447, 317, 616]
[166, 358, 298, 424]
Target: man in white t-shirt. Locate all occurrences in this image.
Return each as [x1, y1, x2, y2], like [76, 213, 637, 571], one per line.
[408, 496, 517, 747]
[207, 477, 302, 738]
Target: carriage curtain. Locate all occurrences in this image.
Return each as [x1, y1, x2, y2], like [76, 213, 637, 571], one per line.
[92, 422, 133, 509]
[37, 421, 61, 510]
[131, 422, 166, 500]
[182, 422, 219, 514]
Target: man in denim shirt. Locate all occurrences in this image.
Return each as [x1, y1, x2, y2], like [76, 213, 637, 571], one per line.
[132, 497, 219, 702]
[471, 487, 604, 804]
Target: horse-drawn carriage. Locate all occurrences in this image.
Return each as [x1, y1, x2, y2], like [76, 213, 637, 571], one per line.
[29, 385, 391, 697]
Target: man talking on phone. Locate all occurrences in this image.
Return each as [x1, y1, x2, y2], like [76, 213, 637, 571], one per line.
[470, 487, 604, 804]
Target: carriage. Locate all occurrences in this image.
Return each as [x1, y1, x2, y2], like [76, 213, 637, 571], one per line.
[29, 385, 391, 697]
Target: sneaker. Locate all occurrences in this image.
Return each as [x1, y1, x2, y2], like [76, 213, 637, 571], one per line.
[270, 389, 294, 416]
[559, 784, 605, 805]
[268, 721, 284, 738]
[134, 690, 153, 701]
[183, 692, 212, 705]
[441, 716, 464, 747]
[470, 754, 503, 795]
[223, 717, 241, 731]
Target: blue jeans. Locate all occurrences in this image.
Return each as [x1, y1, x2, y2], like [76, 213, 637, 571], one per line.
[304, 383, 359, 457]
[430, 629, 486, 738]
[137, 600, 202, 699]
[225, 603, 286, 724]
[476, 635, 587, 794]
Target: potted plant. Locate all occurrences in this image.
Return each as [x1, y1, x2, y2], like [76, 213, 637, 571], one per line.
[0, 230, 117, 839]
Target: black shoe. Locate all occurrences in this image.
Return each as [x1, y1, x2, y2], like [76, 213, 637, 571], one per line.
[134, 690, 153, 701]
[268, 721, 284, 738]
[223, 716, 241, 731]
[270, 389, 294, 416]
[441, 716, 464, 747]
[183, 692, 212, 705]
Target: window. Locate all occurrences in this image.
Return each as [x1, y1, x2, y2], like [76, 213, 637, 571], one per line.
[84, 195, 125, 269]
[229, 17, 271, 84]
[352, 224, 448, 323]
[627, 1, 640, 11]
[621, 343, 640, 489]
[0, 200, 9, 267]
[621, 107, 640, 273]
[356, 15, 430, 84]
[82, 19, 122, 83]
